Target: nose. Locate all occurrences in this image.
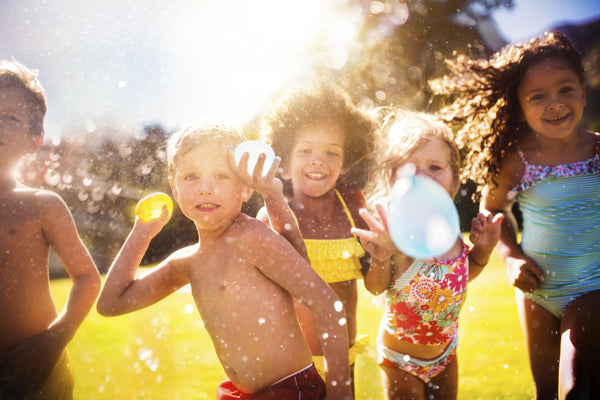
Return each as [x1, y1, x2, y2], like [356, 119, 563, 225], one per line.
[547, 92, 565, 111]
[197, 178, 214, 195]
[414, 164, 432, 179]
[310, 151, 325, 166]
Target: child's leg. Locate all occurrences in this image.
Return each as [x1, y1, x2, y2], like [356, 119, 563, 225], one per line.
[516, 292, 560, 399]
[558, 289, 600, 400]
[380, 363, 426, 400]
[426, 357, 458, 400]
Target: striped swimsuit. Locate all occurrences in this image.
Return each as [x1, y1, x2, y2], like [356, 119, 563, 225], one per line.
[509, 132, 600, 318]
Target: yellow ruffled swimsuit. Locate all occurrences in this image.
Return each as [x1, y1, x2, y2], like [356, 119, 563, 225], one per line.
[301, 190, 365, 283]
[294, 190, 369, 378]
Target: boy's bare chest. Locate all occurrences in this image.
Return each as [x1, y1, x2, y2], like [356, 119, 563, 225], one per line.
[0, 202, 43, 247]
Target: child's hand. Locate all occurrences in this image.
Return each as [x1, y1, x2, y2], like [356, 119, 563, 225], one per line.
[229, 150, 283, 201]
[134, 204, 171, 238]
[351, 203, 397, 260]
[469, 211, 503, 250]
[506, 255, 544, 293]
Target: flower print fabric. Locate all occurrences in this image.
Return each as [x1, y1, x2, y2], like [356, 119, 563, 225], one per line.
[384, 242, 470, 345]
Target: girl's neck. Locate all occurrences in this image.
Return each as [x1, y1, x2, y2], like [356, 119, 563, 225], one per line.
[290, 188, 338, 217]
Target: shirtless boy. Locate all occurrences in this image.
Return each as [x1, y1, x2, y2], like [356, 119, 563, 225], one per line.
[0, 60, 101, 399]
[96, 124, 353, 399]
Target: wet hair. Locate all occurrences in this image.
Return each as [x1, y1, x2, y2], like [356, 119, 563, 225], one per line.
[260, 81, 376, 194]
[430, 30, 584, 197]
[166, 122, 245, 178]
[367, 109, 460, 199]
[0, 59, 47, 136]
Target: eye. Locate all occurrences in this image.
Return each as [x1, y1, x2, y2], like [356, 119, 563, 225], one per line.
[0, 113, 24, 126]
[429, 164, 442, 172]
[327, 150, 341, 157]
[215, 172, 230, 180]
[560, 86, 576, 95]
[529, 93, 545, 102]
[183, 173, 199, 181]
[297, 148, 311, 155]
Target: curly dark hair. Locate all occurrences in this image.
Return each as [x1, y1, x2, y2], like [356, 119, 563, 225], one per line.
[260, 81, 377, 195]
[430, 30, 584, 198]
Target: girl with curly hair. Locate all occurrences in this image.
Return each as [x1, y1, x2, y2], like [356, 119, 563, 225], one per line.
[258, 81, 376, 392]
[432, 31, 600, 399]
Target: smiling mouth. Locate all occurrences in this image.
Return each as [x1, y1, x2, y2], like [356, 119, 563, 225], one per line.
[196, 203, 219, 210]
[545, 113, 569, 123]
[306, 172, 326, 180]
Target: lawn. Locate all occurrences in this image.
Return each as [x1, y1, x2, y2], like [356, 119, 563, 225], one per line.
[51, 248, 535, 399]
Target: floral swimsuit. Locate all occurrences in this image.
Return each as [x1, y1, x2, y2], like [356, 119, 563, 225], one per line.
[378, 242, 470, 382]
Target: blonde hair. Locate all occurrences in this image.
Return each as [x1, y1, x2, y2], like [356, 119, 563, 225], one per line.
[166, 123, 245, 177]
[0, 59, 47, 136]
[368, 109, 460, 198]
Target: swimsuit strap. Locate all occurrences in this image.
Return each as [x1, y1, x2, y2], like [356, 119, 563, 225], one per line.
[518, 131, 600, 165]
[334, 189, 357, 228]
[289, 189, 357, 229]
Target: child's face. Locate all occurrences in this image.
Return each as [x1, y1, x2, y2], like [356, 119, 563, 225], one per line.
[393, 138, 458, 198]
[169, 142, 253, 231]
[0, 87, 40, 163]
[285, 120, 345, 198]
[518, 58, 586, 140]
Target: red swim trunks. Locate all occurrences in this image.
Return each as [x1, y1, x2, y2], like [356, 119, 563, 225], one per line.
[216, 364, 325, 400]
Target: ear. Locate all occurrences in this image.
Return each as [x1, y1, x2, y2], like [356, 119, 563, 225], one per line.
[240, 186, 254, 202]
[279, 167, 291, 181]
[29, 135, 43, 153]
[168, 177, 178, 200]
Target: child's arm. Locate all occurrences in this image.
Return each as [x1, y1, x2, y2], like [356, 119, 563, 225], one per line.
[467, 210, 504, 281]
[481, 153, 544, 292]
[233, 151, 308, 260]
[5, 192, 101, 394]
[351, 204, 412, 295]
[96, 208, 188, 316]
[254, 227, 352, 399]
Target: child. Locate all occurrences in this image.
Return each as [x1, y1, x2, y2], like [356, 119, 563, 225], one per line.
[0, 60, 101, 399]
[96, 124, 353, 400]
[431, 31, 600, 399]
[258, 82, 376, 387]
[351, 110, 502, 399]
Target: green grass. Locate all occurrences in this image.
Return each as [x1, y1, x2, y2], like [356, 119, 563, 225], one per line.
[52, 248, 535, 399]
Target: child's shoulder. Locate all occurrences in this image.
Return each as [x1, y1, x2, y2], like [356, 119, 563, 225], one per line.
[338, 186, 366, 206]
[10, 186, 64, 209]
[230, 212, 280, 238]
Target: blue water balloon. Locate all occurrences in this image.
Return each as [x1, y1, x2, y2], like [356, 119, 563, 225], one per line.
[388, 165, 460, 259]
[234, 140, 276, 176]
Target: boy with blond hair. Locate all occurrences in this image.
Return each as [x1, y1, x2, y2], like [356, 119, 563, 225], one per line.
[97, 124, 353, 399]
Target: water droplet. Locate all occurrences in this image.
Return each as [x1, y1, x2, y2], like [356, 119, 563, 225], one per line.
[185, 304, 194, 314]
[322, 333, 329, 339]
[338, 318, 347, 326]
[334, 301, 343, 312]
[43, 169, 61, 186]
[258, 317, 266, 326]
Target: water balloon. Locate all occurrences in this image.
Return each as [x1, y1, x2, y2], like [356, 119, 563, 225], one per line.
[388, 165, 460, 259]
[234, 140, 275, 176]
[135, 192, 173, 222]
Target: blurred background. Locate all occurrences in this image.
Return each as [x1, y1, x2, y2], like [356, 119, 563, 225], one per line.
[2, 0, 599, 275]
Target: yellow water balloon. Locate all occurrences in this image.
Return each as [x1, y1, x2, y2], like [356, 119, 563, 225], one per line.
[135, 192, 173, 222]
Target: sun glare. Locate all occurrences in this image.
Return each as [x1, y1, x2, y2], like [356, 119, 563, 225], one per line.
[158, 0, 361, 127]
